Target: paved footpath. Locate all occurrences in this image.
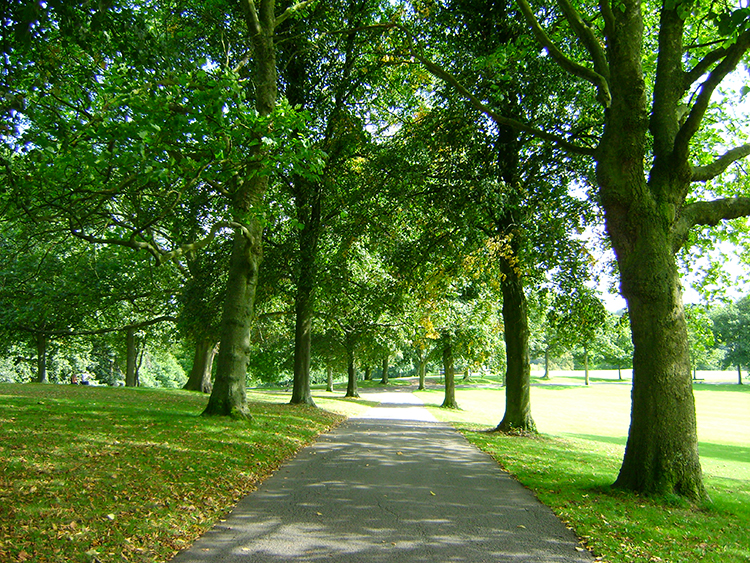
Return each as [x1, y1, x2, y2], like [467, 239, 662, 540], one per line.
[171, 389, 593, 563]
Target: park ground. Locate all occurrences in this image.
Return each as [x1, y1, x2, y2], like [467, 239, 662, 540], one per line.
[0, 369, 748, 562]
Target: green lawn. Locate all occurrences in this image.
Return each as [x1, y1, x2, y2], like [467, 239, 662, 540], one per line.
[2, 375, 747, 563]
[411, 371, 750, 563]
[0, 384, 343, 563]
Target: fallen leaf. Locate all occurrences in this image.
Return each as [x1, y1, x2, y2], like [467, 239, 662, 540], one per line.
[517, 525, 526, 529]
[430, 491, 436, 496]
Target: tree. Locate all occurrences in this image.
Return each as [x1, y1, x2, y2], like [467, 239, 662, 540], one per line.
[712, 295, 750, 384]
[2, 0, 322, 417]
[508, 0, 750, 499]
[278, 0, 389, 406]
[391, 0, 600, 433]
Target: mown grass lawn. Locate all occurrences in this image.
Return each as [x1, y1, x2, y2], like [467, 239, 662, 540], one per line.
[2, 374, 747, 563]
[411, 372, 750, 563]
[0, 384, 343, 563]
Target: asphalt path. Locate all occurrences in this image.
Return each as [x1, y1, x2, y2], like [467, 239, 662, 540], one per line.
[171, 388, 593, 562]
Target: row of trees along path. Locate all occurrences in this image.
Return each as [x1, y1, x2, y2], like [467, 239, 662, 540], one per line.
[4, 1, 750, 502]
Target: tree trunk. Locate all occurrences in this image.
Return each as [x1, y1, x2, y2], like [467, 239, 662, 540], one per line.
[291, 274, 317, 406]
[364, 364, 372, 381]
[345, 348, 359, 398]
[583, 344, 590, 386]
[125, 327, 138, 387]
[326, 365, 334, 393]
[380, 356, 389, 385]
[496, 258, 536, 433]
[417, 352, 427, 390]
[738, 365, 743, 385]
[183, 339, 217, 393]
[542, 347, 550, 380]
[203, 4, 277, 419]
[608, 219, 703, 498]
[441, 333, 459, 409]
[36, 333, 47, 384]
[592, 2, 706, 500]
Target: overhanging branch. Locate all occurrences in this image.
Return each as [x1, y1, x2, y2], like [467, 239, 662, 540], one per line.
[673, 196, 750, 251]
[692, 143, 750, 182]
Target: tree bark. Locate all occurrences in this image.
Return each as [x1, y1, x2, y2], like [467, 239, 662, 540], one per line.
[364, 364, 372, 381]
[291, 269, 317, 405]
[542, 347, 550, 380]
[125, 327, 138, 387]
[345, 347, 359, 398]
[36, 333, 47, 384]
[183, 339, 217, 393]
[596, 1, 705, 500]
[441, 333, 458, 409]
[738, 365, 743, 385]
[496, 257, 536, 432]
[612, 241, 703, 498]
[380, 355, 389, 385]
[203, 1, 277, 418]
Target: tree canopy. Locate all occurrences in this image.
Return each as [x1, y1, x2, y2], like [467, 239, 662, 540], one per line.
[2, 0, 750, 502]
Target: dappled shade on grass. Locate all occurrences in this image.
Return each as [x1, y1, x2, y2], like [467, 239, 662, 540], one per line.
[0, 384, 343, 563]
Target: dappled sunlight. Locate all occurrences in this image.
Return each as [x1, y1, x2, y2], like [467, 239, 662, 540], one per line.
[173, 394, 592, 563]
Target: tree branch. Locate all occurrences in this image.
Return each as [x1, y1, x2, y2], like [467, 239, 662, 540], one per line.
[673, 197, 750, 251]
[516, 0, 611, 107]
[683, 45, 727, 92]
[556, 0, 609, 80]
[274, 0, 317, 28]
[676, 30, 750, 153]
[692, 143, 750, 182]
[409, 52, 596, 156]
[241, 0, 262, 36]
[71, 221, 251, 265]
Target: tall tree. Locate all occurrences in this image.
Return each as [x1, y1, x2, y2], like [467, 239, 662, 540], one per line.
[712, 295, 750, 383]
[392, 0, 600, 432]
[509, 0, 750, 499]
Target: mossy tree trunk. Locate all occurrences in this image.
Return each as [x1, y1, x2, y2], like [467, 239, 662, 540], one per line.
[326, 365, 334, 393]
[496, 257, 536, 433]
[125, 327, 138, 388]
[345, 342, 359, 398]
[204, 0, 280, 418]
[380, 355, 389, 385]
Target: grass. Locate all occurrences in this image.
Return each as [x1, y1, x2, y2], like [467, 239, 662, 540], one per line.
[0, 383, 343, 563]
[411, 371, 750, 563]
[2, 372, 747, 562]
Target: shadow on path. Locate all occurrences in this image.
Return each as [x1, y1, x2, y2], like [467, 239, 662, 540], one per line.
[171, 392, 592, 562]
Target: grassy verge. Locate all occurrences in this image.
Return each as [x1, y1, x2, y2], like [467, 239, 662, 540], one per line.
[0, 383, 343, 563]
[414, 379, 750, 563]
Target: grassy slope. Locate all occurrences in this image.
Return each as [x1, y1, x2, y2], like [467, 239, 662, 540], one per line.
[413, 372, 750, 563]
[0, 384, 343, 563]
